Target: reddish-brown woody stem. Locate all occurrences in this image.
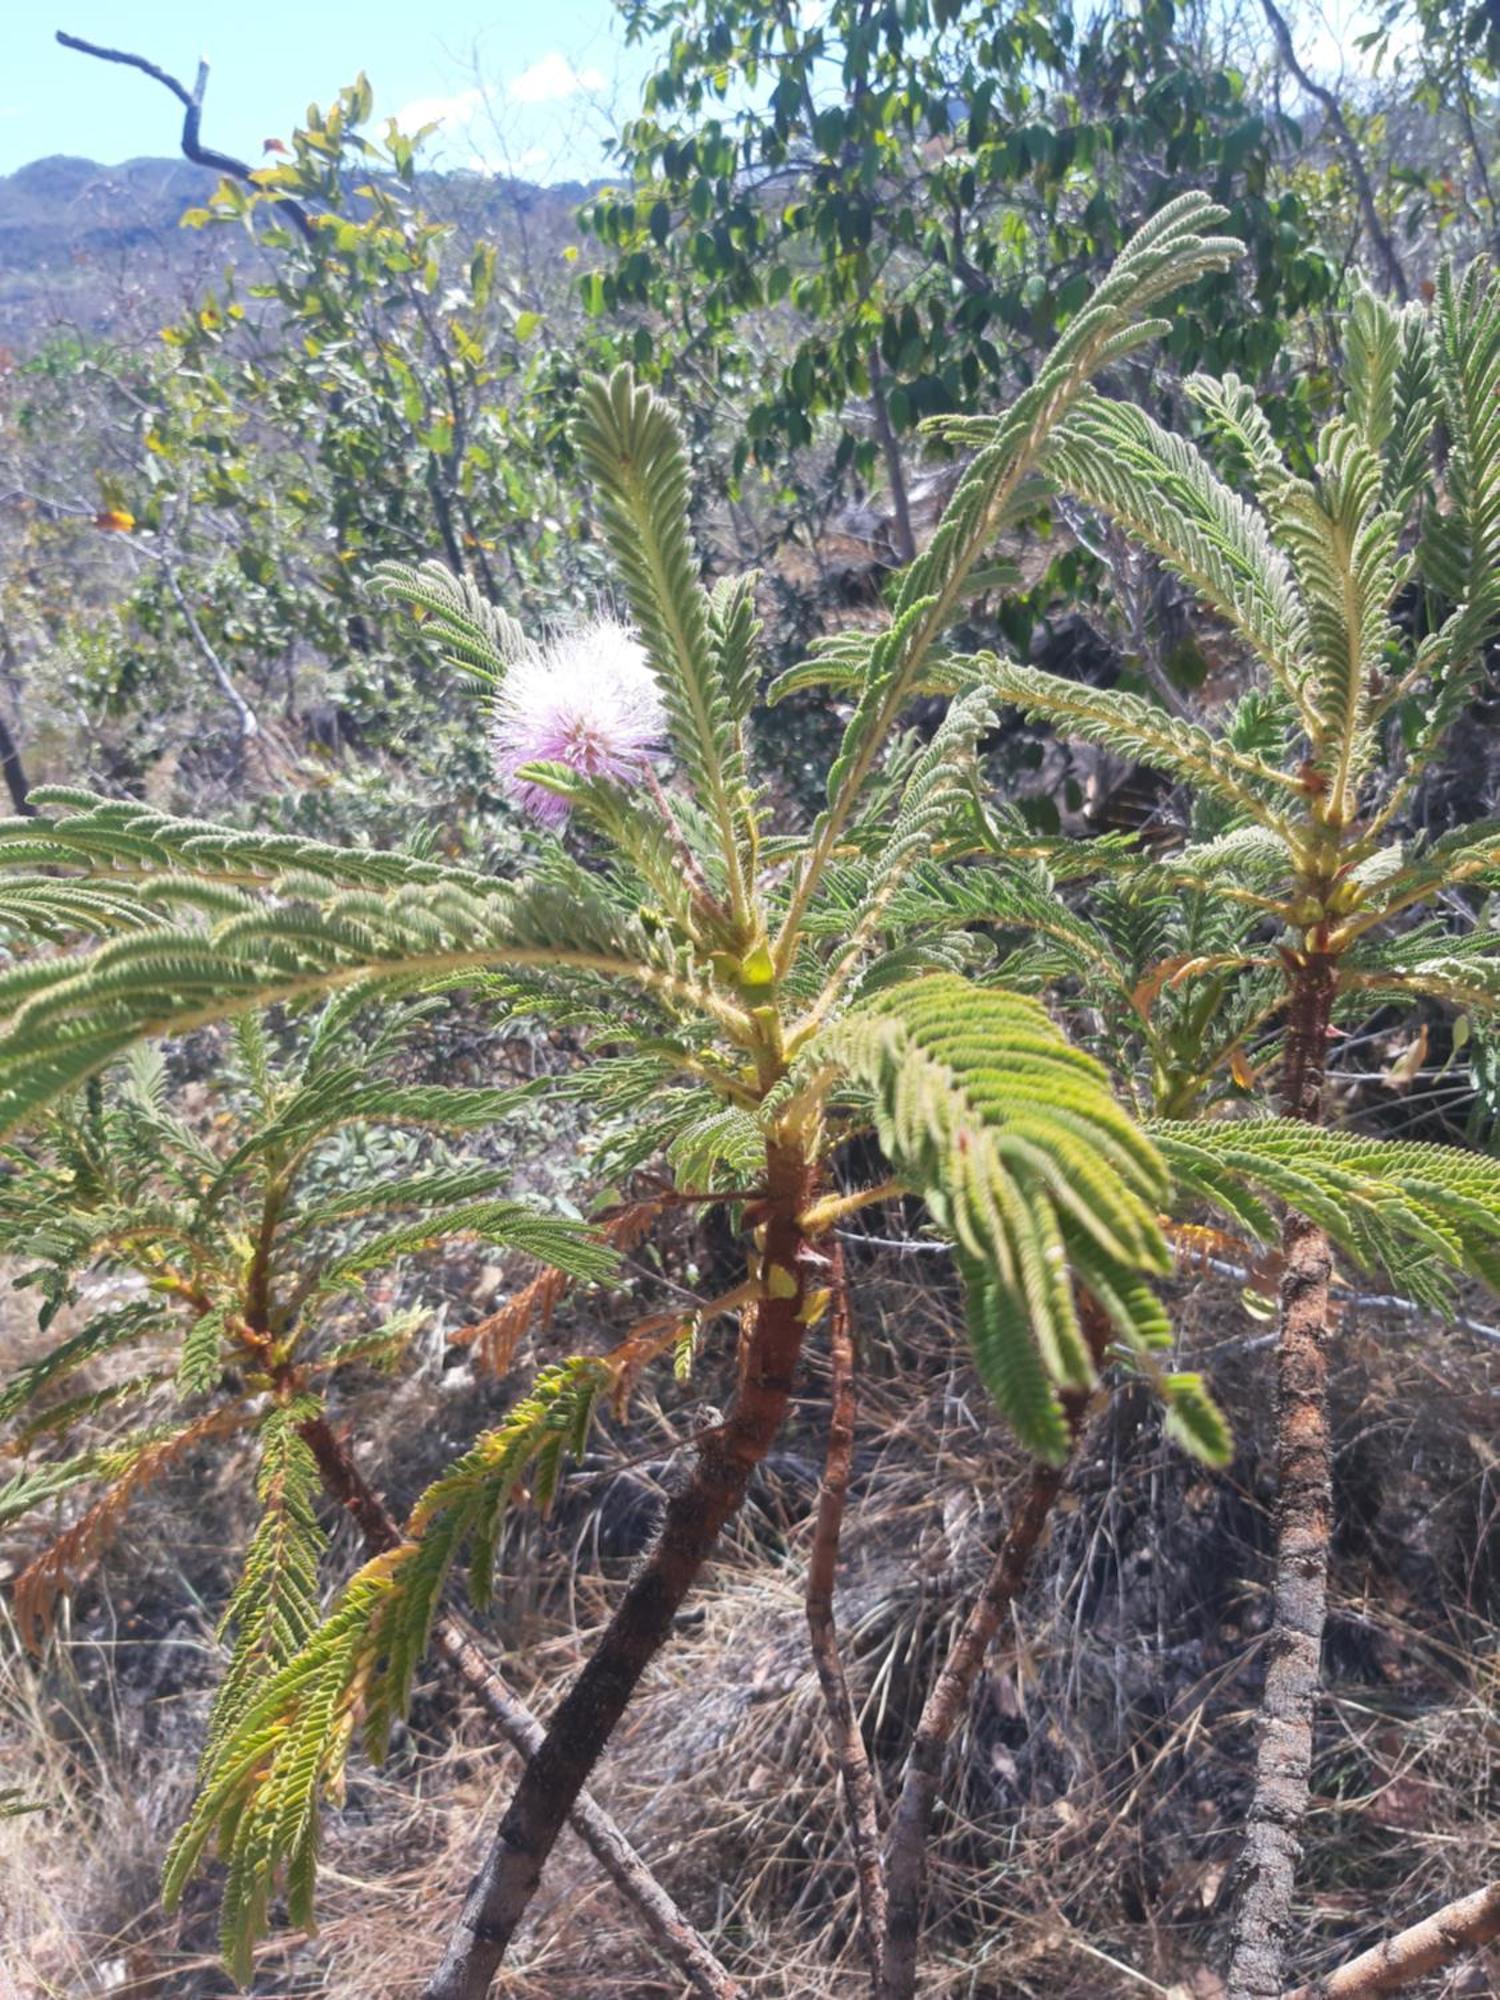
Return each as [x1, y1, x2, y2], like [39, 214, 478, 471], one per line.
[421, 1139, 819, 2000]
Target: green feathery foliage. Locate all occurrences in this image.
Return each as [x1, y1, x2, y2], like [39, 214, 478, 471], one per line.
[163, 1350, 615, 1975]
[1152, 1119, 1500, 1302]
[984, 659, 1298, 830]
[202, 1402, 328, 1769]
[772, 192, 1243, 963]
[568, 369, 755, 919]
[825, 977, 1172, 1461]
[160, 1545, 395, 1974]
[970, 268, 1500, 1121]
[957, 267, 1500, 2000]
[0, 992, 620, 1960]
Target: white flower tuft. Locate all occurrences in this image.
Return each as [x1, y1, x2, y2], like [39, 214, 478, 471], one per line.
[491, 618, 665, 826]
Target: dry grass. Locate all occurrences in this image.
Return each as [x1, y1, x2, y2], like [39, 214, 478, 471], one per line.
[3, 1247, 1498, 1997]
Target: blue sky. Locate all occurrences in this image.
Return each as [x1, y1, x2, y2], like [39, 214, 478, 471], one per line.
[1, 2, 1407, 183]
[1, 2, 648, 180]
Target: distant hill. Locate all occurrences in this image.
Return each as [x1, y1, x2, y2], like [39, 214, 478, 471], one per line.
[0, 155, 226, 347]
[0, 154, 598, 350]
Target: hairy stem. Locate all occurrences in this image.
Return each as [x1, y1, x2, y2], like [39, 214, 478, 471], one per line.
[1227, 948, 1337, 2000]
[421, 1139, 818, 2000]
[877, 1458, 1065, 2000]
[295, 1413, 740, 2000]
[1285, 1878, 1500, 1999]
[805, 1244, 887, 1990]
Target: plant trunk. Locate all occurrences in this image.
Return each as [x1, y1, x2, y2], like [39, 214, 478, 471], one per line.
[868, 346, 918, 565]
[877, 1457, 1064, 2000]
[296, 1413, 740, 2000]
[805, 1244, 887, 1990]
[0, 709, 33, 816]
[1227, 949, 1337, 2000]
[421, 1139, 819, 2000]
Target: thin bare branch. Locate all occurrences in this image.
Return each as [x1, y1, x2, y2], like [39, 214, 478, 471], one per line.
[1256, 0, 1407, 301]
[877, 1456, 1065, 1999]
[805, 1243, 887, 1991]
[56, 31, 317, 242]
[0, 709, 34, 816]
[165, 570, 260, 744]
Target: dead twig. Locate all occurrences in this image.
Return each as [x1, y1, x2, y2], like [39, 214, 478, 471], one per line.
[805, 1242, 888, 1991]
[1284, 1878, 1500, 1998]
[1256, 0, 1407, 301]
[56, 32, 317, 242]
[165, 570, 261, 744]
[877, 1454, 1066, 1999]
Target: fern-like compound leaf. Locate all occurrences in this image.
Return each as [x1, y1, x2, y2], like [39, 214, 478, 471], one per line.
[985, 658, 1293, 828]
[164, 1356, 616, 1971]
[1152, 1118, 1500, 1301]
[777, 193, 1242, 956]
[373, 558, 528, 688]
[823, 974, 1171, 1460]
[1418, 261, 1500, 678]
[308, 1199, 618, 1300]
[572, 367, 753, 915]
[201, 1403, 327, 1773]
[175, 1304, 229, 1400]
[1042, 391, 1311, 696]
[0, 1300, 168, 1427]
[0, 860, 742, 1138]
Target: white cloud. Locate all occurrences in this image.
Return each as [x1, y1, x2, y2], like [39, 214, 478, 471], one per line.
[394, 85, 494, 135]
[507, 53, 606, 106]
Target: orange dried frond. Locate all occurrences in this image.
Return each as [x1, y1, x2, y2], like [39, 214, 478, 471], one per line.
[1163, 1219, 1278, 1283]
[452, 1199, 667, 1378]
[454, 1263, 573, 1377]
[603, 1275, 758, 1418]
[1228, 1045, 1259, 1090]
[593, 1196, 671, 1257]
[603, 1311, 695, 1420]
[1132, 952, 1262, 1021]
[14, 1409, 246, 1646]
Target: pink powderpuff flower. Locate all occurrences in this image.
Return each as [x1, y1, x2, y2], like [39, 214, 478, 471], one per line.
[491, 618, 666, 827]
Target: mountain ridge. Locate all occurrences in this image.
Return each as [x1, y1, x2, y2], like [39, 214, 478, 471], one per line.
[0, 154, 597, 348]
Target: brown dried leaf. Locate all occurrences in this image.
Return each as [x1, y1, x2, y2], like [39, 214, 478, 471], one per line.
[14, 1408, 247, 1646]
